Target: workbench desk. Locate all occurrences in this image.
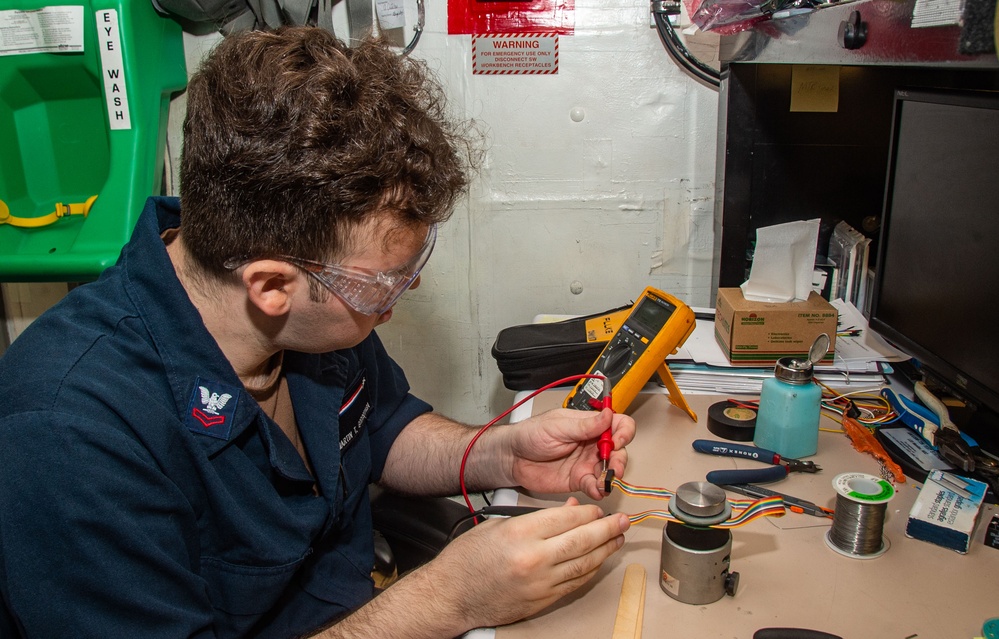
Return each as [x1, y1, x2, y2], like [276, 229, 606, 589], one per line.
[490, 391, 998, 639]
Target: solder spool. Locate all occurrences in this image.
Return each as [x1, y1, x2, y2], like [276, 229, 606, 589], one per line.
[825, 472, 895, 559]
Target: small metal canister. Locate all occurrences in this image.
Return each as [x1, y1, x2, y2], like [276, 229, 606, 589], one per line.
[659, 482, 739, 605]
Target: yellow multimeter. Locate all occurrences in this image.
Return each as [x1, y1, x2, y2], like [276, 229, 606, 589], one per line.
[563, 287, 698, 421]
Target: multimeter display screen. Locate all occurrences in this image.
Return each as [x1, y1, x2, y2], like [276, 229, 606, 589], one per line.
[631, 297, 675, 333]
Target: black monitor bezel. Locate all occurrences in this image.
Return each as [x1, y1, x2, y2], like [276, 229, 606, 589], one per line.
[867, 87, 999, 416]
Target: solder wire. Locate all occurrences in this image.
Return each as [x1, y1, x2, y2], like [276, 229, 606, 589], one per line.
[827, 492, 888, 555]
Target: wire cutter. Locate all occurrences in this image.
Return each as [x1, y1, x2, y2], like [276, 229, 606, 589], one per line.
[692, 439, 821, 484]
[884, 384, 984, 472]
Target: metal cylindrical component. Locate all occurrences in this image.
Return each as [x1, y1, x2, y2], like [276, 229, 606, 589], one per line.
[661, 482, 739, 604]
[660, 521, 735, 605]
[674, 481, 727, 518]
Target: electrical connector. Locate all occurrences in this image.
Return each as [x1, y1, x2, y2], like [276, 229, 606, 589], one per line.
[845, 400, 861, 420]
[600, 468, 616, 495]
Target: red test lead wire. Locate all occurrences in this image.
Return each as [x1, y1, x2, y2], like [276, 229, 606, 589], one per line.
[458, 374, 614, 523]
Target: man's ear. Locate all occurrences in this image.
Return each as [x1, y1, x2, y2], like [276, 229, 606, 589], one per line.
[241, 260, 301, 317]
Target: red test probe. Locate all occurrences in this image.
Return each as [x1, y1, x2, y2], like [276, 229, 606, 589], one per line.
[587, 379, 614, 482]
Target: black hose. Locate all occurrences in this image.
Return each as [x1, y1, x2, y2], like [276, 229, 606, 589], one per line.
[653, 10, 721, 89]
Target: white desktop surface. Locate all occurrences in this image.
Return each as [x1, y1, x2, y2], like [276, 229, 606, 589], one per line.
[487, 390, 998, 639]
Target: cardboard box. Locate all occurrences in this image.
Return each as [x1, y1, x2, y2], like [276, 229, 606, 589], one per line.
[905, 470, 988, 554]
[714, 288, 837, 366]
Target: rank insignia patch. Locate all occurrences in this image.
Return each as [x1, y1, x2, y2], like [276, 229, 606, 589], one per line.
[185, 378, 240, 440]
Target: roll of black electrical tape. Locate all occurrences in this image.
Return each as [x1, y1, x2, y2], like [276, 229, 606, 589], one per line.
[707, 400, 757, 441]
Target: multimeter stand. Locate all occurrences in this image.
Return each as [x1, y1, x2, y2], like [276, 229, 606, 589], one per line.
[656, 361, 697, 422]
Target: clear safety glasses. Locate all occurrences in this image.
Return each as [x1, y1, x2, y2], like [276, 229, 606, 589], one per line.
[278, 224, 437, 316]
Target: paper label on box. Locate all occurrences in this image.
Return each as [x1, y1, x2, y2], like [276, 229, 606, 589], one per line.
[910, 471, 985, 523]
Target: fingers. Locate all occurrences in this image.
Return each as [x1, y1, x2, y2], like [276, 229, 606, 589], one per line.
[525, 501, 606, 538]
[607, 446, 629, 482]
[547, 511, 629, 588]
[552, 535, 625, 595]
[533, 506, 630, 558]
[578, 471, 602, 501]
[575, 407, 613, 440]
[509, 502, 629, 548]
[609, 411, 636, 449]
[510, 406, 636, 498]
[538, 406, 635, 452]
[576, 408, 636, 450]
[440, 504, 629, 627]
[501, 505, 629, 597]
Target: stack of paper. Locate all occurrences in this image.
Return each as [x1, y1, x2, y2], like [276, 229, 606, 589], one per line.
[665, 302, 901, 396]
[663, 362, 888, 395]
[829, 299, 909, 369]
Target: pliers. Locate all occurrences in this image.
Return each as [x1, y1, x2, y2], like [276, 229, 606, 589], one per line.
[883, 385, 980, 472]
[883, 385, 999, 492]
[692, 439, 821, 484]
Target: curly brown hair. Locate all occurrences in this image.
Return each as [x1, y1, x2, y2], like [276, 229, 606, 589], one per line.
[179, 26, 475, 277]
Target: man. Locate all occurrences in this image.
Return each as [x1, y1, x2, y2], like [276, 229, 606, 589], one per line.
[0, 27, 634, 638]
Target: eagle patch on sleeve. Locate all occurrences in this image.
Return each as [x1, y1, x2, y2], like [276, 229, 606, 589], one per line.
[185, 377, 241, 440]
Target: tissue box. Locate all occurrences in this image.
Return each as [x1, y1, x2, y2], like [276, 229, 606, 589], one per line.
[714, 288, 836, 366]
[905, 470, 988, 554]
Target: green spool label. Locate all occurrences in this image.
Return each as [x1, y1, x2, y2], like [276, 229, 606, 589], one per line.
[834, 473, 895, 503]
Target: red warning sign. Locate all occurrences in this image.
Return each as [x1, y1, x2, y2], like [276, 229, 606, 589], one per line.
[472, 34, 559, 75]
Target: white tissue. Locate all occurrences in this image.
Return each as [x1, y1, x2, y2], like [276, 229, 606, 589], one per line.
[741, 219, 820, 303]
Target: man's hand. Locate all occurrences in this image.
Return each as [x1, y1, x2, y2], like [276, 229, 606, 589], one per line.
[436, 499, 630, 628]
[323, 498, 631, 637]
[381, 407, 635, 500]
[506, 408, 636, 500]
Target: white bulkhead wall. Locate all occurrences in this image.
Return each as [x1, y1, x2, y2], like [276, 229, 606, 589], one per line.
[4, 1, 719, 426]
[373, 3, 719, 424]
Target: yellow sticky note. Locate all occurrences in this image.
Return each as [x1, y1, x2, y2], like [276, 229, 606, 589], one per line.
[790, 65, 840, 112]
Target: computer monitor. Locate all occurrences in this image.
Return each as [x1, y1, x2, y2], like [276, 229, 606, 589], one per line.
[868, 87, 999, 442]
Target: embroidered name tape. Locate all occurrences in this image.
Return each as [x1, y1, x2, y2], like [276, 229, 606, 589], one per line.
[186, 378, 241, 440]
[339, 374, 370, 452]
